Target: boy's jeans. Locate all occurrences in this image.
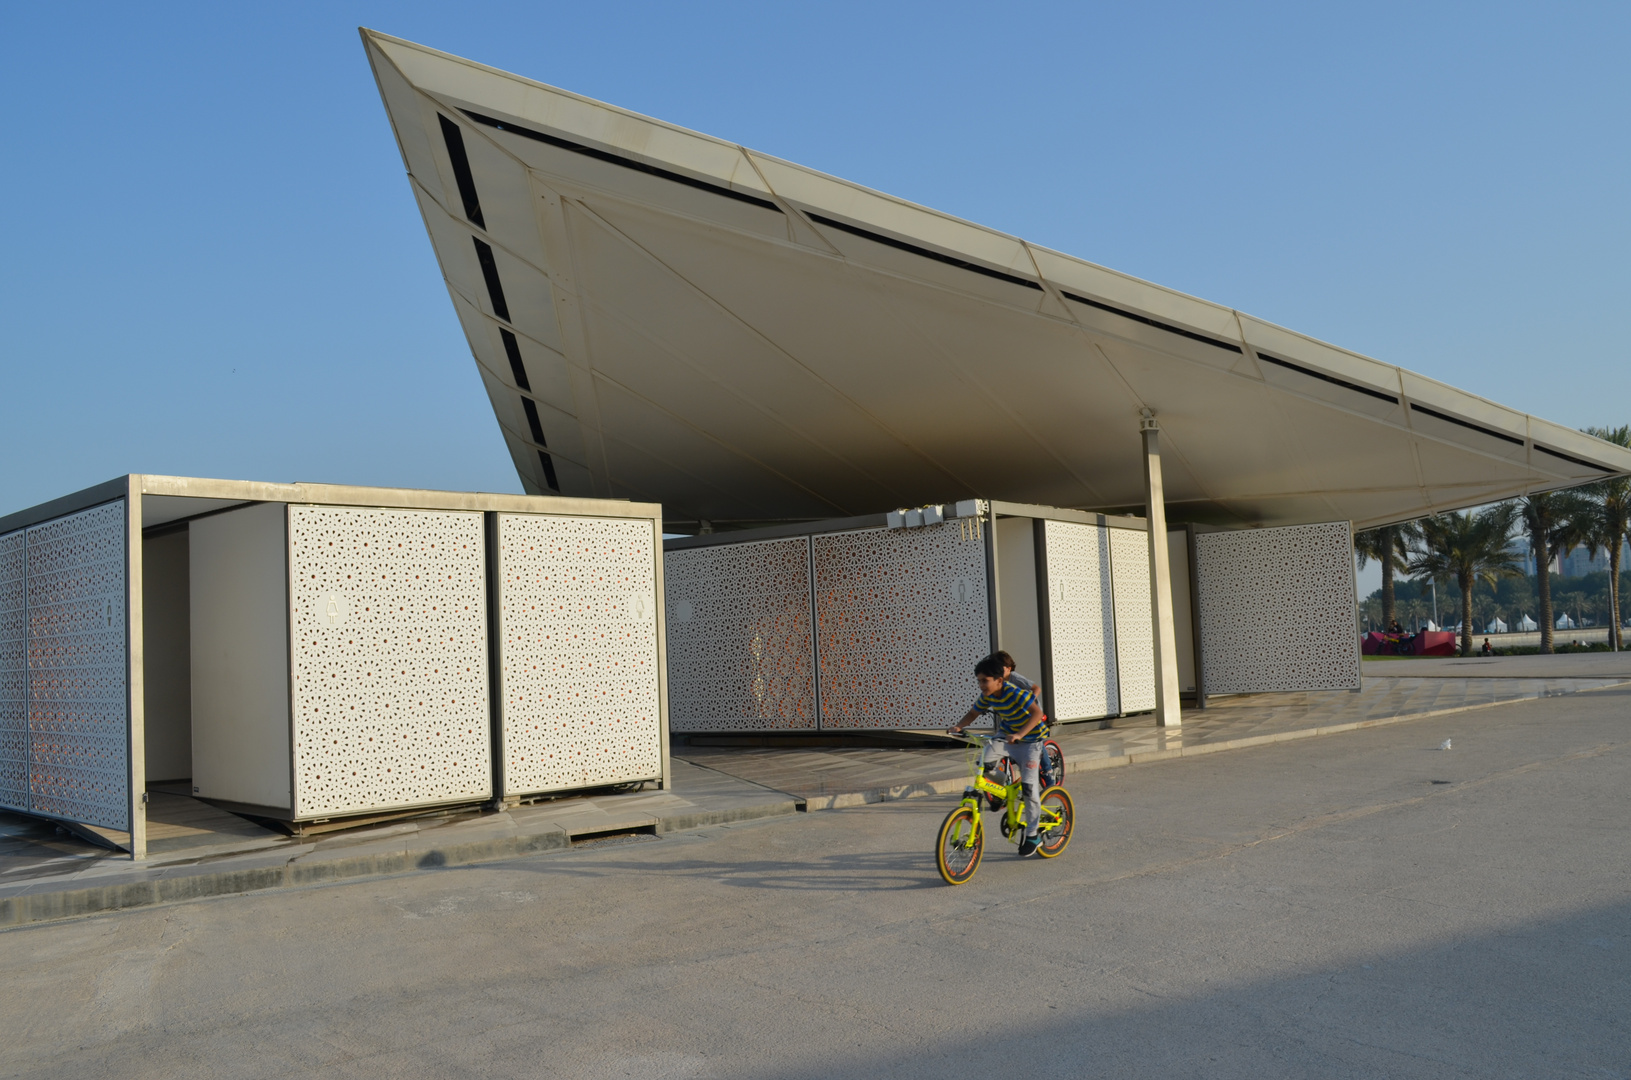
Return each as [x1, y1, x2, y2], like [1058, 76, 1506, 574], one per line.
[983, 740, 1042, 837]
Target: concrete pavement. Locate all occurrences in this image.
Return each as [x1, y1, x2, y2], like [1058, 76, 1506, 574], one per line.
[0, 761, 796, 927]
[1, 686, 1627, 1078]
[5, 660, 1625, 927]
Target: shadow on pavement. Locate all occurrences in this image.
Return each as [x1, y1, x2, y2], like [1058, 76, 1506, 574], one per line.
[735, 896, 1631, 1080]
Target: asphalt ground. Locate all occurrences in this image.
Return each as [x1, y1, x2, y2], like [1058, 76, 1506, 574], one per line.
[2, 687, 1628, 1079]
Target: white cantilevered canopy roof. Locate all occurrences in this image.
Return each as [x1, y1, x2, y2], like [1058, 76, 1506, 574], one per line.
[362, 29, 1631, 530]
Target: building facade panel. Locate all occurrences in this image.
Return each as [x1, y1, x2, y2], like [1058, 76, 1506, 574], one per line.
[1194, 522, 1361, 693]
[496, 514, 662, 794]
[287, 506, 491, 817]
[664, 538, 817, 732]
[0, 529, 27, 811]
[1107, 526, 1156, 714]
[25, 502, 129, 830]
[1042, 520, 1120, 722]
[813, 524, 989, 730]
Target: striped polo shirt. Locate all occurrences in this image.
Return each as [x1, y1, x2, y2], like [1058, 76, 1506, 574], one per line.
[974, 682, 1045, 742]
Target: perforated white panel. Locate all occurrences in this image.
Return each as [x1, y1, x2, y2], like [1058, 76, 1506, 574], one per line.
[1194, 522, 1361, 693]
[814, 524, 989, 730]
[497, 514, 662, 794]
[288, 506, 490, 818]
[664, 539, 816, 732]
[0, 530, 26, 812]
[1042, 520, 1120, 721]
[1107, 526, 1156, 714]
[26, 502, 129, 830]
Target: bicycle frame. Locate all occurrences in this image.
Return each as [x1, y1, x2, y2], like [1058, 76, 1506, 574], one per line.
[955, 736, 1065, 845]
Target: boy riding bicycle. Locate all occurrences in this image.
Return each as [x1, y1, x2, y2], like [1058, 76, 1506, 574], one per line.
[948, 655, 1049, 857]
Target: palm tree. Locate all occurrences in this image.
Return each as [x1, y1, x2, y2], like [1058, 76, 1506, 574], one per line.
[1408, 504, 1522, 657]
[1581, 425, 1631, 651]
[1354, 522, 1418, 631]
[1517, 492, 1592, 653]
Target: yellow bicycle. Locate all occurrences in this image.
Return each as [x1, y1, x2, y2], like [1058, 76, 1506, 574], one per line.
[936, 734, 1074, 885]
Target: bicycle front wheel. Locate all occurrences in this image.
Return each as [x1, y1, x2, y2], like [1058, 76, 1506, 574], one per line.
[935, 804, 984, 885]
[1036, 786, 1074, 858]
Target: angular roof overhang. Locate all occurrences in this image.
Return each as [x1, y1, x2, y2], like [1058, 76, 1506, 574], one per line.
[362, 29, 1631, 531]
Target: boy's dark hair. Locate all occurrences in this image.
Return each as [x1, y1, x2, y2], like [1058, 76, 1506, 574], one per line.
[974, 656, 1006, 680]
[993, 650, 1017, 671]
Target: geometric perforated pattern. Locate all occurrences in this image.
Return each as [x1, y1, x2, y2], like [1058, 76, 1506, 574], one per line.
[496, 514, 662, 794]
[0, 529, 28, 812]
[813, 524, 989, 730]
[1107, 526, 1156, 714]
[1194, 521, 1361, 693]
[288, 506, 490, 818]
[1041, 520, 1120, 721]
[25, 502, 129, 830]
[664, 538, 817, 732]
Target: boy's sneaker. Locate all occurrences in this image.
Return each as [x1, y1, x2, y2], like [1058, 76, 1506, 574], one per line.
[1017, 835, 1040, 857]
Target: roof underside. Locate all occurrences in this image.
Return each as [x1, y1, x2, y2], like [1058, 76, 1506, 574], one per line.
[362, 29, 1631, 531]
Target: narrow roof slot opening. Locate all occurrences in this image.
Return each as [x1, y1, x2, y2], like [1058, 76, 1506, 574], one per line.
[1258, 352, 1398, 404]
[473, 239, 511, 322]
[500, 329, 531, 391]
[521, 397, 547, 445]
[537, 450, 560, 491]
[806, 211, 1042, 291]
[460, 108, 781, 213]
[1535, 444, 1609, 472]
[1409, 402, 1522, 445]
[438, 114, 485, 229]
[1061, 290, 1242, 354]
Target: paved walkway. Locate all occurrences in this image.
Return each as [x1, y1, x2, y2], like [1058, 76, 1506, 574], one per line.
[676, 671, 1631, 809]
[7, 657, 1622, 927]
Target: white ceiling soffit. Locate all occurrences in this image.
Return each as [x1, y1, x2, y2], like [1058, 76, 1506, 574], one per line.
[140, 496, 253, 529]
[360, 29, 1631, 530]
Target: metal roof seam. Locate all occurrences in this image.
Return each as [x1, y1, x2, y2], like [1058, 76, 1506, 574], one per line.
[460, 107, 782, 213]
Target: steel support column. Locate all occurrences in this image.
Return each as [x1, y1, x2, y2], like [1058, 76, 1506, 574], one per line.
[1140, 414, 1183, 728]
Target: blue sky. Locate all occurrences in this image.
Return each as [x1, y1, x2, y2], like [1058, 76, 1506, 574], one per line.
[2, 2, 1626, 536]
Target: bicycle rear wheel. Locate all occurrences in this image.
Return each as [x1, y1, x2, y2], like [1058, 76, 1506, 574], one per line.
[1040, 739, 1065, 789]
[935, 804, 984, 885]
[1036, 786, 1074, 858]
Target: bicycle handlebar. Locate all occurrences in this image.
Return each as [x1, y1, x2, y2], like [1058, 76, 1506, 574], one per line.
[947, 731, 1002, 745]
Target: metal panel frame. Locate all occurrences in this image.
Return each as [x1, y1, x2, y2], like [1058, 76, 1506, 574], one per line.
[125, 486, 145, 858]
[663, 536, 819, 733]
[1192, 521, 1362, 694]
[1037, 518, 1122, 723]
[1107, 525, 1157, 714]
[0, 475, 667, 856]
[1186, 524, 1207, 709]
[19, 497, 134, 839]
[812, 523, 990, 730]
[1033, 518, 1055, 724]
[492, 511, 666, 796]
[0, 528, 28, 816]
[286, 504, 492, 819]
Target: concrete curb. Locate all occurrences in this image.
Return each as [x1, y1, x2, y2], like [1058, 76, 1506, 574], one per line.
[0, 798, 799, 929]
[798, 680, 1631, 811]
